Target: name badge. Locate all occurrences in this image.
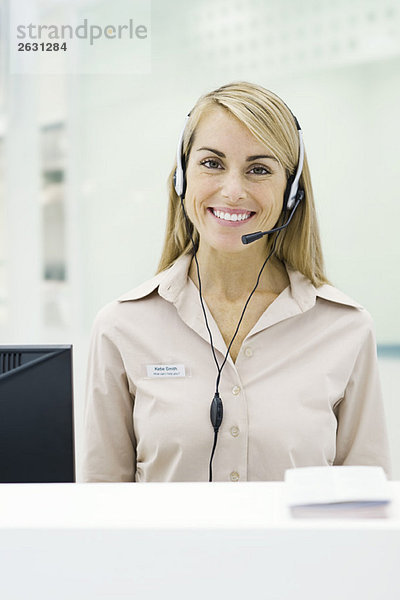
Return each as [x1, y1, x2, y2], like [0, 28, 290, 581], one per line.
[146, 364, 186, 378]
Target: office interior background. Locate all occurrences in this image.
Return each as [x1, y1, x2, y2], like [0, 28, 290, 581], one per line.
[0, 0, 399, 479]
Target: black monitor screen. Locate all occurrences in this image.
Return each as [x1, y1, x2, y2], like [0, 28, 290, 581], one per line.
[0, 345, 75, 483]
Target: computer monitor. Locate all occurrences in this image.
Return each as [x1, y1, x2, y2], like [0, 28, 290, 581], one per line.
[0, 345, 75, 483]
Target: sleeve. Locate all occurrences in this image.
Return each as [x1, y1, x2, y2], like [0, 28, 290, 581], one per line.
[80, 306, 136, 482]
[333, 317, 392, 479]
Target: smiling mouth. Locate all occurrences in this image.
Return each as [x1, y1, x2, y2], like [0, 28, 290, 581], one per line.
[208, 208, 255, 222]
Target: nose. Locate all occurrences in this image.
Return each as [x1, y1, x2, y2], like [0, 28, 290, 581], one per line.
[220, 170, 247, 203]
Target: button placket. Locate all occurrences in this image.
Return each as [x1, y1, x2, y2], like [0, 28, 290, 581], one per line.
[222, 366, 247, 483]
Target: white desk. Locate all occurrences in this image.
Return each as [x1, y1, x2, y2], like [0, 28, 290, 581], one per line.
[0, 482, 399, 600]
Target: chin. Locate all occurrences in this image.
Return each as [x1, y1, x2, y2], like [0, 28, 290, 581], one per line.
[208, 236, 248, 255]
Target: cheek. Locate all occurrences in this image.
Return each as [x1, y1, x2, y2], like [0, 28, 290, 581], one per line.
[270, 179, 286, 211]
[184, 176, 216, 222]
[186, 172, 217, 200]
[258, 180, 284, 205]
[183, 193, 204, 230]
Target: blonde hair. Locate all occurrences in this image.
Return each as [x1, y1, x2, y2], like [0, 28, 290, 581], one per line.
[157, 81, 329, 287]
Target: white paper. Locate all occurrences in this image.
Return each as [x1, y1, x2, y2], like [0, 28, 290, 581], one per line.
[284, 466, 391, 508]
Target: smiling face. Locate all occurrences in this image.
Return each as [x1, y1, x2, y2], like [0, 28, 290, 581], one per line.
[184, 106, 288, 255]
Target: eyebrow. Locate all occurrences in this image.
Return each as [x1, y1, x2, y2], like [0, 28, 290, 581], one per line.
[196, 147, 278, 162]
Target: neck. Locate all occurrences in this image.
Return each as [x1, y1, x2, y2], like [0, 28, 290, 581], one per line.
[189, 241, 289, 302]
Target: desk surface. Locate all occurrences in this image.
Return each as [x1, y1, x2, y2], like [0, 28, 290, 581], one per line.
[0, 481, 399, 529]
[1, 482, 400, 600]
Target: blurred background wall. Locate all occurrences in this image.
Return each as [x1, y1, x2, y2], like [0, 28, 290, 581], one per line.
[0, 0, 399, 478]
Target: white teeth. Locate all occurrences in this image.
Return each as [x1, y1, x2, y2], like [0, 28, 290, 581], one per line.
[212, 209, 251, 222]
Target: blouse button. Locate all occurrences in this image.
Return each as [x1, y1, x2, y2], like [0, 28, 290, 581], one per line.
[230, 471, 240, 482]
[244, 347, 253, 357]
[230, 426, 240, 437]
[232, 385, 241, 396]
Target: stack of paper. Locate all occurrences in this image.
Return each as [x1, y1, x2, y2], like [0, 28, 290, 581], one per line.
[284, 466, 391, 518]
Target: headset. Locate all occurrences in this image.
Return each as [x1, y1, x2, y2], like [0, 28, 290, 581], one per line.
[173, 103, 305, 481]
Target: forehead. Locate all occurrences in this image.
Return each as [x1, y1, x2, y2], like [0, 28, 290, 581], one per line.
[193, 106, 272, 154]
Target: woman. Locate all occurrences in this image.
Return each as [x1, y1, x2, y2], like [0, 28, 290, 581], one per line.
[81, 82, 391, 483]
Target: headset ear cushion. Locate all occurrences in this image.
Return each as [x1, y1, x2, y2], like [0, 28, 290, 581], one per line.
[283, 174, 295, 211]
[176, 155, 187, 199]
[174, 167, 184, 197]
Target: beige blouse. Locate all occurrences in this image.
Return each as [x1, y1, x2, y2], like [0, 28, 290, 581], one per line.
[81, 254, 391, 482]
